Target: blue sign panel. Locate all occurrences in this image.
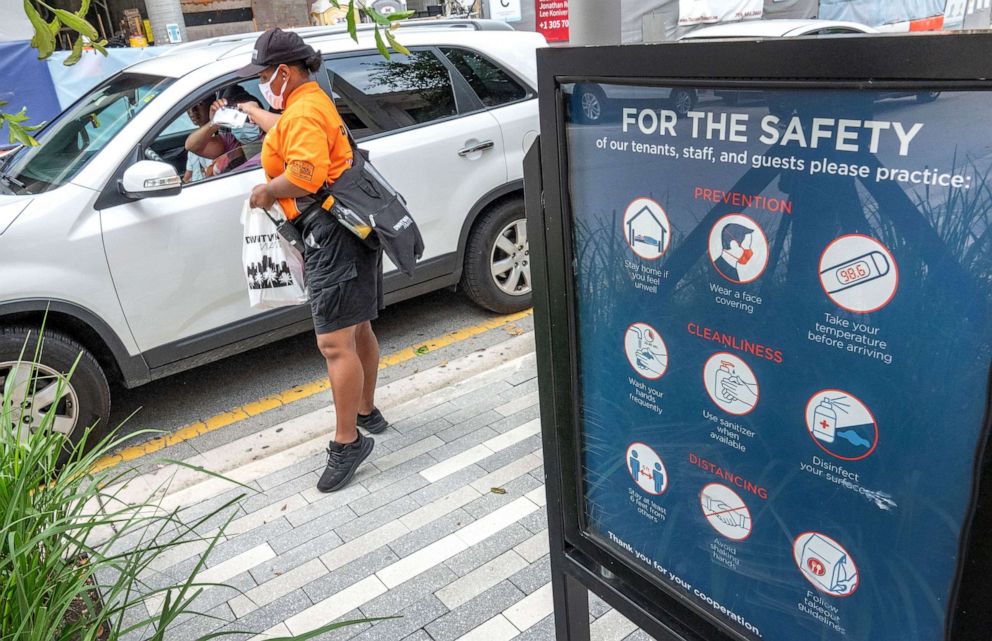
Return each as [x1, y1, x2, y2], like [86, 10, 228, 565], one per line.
[567, 84, 992, 641]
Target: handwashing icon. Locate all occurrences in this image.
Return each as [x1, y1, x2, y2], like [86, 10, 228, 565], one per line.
[625, 323, 668, 379]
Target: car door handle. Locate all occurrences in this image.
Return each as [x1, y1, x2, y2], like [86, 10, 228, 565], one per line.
[458, 140, 495, 157]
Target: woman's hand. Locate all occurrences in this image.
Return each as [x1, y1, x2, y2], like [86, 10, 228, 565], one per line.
[250, 183, 276, 210]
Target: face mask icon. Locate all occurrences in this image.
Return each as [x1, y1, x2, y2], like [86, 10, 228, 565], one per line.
[708, 215, 768, 285]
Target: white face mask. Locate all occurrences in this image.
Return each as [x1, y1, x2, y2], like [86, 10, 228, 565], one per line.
[259, 68, 287, 110]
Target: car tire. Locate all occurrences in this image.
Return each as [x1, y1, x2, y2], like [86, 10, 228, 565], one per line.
[461, 199, 532, 314]
[916, 91, 940, 104]
[670, 88, 696, 117]
[574, 83, 608, 124]
[0, 327, 111, 460]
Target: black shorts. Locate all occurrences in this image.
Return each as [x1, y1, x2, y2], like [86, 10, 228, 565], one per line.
[298, 210, 384, 335]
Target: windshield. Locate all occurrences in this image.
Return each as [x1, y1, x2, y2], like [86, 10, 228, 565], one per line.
[2, 73, 174, 194]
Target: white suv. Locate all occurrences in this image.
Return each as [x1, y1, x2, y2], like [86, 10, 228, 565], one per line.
[0, 21, 544, 444]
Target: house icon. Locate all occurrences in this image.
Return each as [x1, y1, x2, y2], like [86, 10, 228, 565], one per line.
[626, 205, 667, 254]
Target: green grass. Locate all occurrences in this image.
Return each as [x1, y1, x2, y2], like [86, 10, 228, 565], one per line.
[0, 330, 388, 640]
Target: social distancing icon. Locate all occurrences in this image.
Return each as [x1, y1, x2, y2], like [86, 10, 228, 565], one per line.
[700, 483, 752, 540]
[623, 197, 671, 260]
[703, 352, 759, 415]
[819, 234, 898, 313]
[624, 322, 669, 379]
[805, 389, 878, 460]
[794, 532, 859, 597]
[626, 442, 669, 495]
[708, 214, 769, 284]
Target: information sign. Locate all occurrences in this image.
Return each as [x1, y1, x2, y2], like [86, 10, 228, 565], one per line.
[529, 35, 992, 641]
[536, 0, 569, 42]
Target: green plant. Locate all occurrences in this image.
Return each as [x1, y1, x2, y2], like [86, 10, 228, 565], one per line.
[0, 331, 384, 640]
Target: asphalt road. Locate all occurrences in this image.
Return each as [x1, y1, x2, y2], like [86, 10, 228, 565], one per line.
[107, 288, 534, 451]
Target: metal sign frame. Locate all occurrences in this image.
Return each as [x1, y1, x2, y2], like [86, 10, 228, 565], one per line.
[525, 33, 992, 641]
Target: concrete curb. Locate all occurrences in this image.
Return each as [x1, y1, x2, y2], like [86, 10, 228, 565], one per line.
[110, 333, 537, 508]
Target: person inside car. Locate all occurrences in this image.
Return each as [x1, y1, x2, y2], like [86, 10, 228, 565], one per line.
[184, 97, 243, 182]
[241, 28, 389, 493]
[210, 85, 274, 170]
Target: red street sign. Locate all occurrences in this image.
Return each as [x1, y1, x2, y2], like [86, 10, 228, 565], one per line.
[536, 0, 569, 43]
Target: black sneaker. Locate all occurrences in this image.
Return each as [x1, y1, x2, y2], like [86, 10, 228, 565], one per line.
[317, 433, 374, 493]
[357, 407, 390, 434]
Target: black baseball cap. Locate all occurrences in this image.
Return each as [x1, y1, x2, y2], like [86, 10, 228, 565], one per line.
[237, 28, 314, 77]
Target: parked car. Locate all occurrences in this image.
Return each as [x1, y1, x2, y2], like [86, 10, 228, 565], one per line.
[0, 21, 545, 446]
[679, 20, 938, 106]
[571, 83, 697, 124]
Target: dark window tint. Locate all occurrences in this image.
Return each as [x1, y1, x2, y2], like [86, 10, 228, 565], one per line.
[325, 51, 458, 137]
[442, 48, 527, 107]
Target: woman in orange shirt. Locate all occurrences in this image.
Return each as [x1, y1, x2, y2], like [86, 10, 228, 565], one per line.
[242, 29, 387, 493]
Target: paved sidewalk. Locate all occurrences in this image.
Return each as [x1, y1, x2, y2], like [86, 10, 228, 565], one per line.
[114, 333, 650, 641]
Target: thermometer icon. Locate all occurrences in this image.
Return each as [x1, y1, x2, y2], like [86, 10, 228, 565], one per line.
[820, 251, 891, 295]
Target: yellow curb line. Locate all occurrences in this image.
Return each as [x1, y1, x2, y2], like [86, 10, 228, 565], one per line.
[92, 309, 534, 473]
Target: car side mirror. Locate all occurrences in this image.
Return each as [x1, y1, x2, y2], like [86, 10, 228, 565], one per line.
[120, 160, 182, 199]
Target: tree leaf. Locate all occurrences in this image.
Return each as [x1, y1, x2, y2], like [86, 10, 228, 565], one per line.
[53, 8, 98, 40]
[77, 0, 91, 18]
[385, 29, 410, 56]
[366, 7, 390, 26]
[24, 0, 55, 59]
[7, 122, 38, 147]
[64, 35, 83, 66]
[346, 0, 357, 43]
[373, 26, 390, 60]
[90, 38, 107, 56]
[387, 10, 416, 21]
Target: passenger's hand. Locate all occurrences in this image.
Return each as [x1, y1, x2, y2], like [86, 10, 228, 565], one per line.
[209, 99, 227, 119]
[250, 183, 276, 210]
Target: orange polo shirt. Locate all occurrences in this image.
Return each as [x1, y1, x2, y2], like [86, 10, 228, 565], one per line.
[261, 81, 353, 220]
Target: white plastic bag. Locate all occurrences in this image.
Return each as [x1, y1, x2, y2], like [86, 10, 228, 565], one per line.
[241, 200, 307, 309]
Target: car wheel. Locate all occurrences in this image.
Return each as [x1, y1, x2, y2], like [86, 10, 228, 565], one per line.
[670, 88, 695, 117]
[461, 199, 532, 314]
[916, 91, 940, 104]
[574, 83, 607, 124]
[0, 327, 110, 460]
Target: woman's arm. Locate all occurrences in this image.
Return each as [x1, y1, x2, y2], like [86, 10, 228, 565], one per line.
[239, 102, 281, 132]
[249, 174, 310, 209]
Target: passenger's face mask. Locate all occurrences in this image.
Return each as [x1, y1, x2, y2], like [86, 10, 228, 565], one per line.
[259, 66, 288, 110]
[233, 122, 263, 143]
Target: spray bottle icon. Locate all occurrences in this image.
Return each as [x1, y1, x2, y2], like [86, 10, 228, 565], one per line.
[812, 396, 850, 443]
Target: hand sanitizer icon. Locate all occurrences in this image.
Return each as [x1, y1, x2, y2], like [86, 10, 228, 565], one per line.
[812, 396, 850, 444]
[714, 361, 735, 403]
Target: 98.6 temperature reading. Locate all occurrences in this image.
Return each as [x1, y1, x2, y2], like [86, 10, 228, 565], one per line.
[836, 261, 870, 284]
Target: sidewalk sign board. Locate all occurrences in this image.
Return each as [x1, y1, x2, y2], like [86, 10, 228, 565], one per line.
[525, 33, 992, 641]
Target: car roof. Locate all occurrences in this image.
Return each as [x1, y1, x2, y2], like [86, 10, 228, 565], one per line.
[126, 21, 540, 79]
[679, 19, 876, 39]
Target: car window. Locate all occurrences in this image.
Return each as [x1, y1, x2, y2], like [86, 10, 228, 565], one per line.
[147, 79, 268, 186]
[441, 48, 527, 108]
[2, 73, 173, 194]
[324, 50, 458, 138]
